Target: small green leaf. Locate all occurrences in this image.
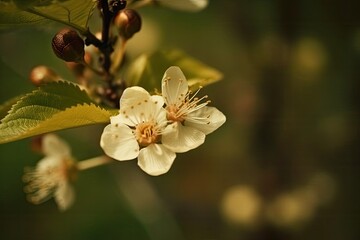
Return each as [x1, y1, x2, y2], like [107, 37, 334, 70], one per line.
[0, 81, 112, 144]
[0, 0, 97, 33]
[126, 49, 223, 92]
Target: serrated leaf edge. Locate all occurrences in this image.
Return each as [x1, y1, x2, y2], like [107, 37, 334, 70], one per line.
[1, 81, 91, 123]
[0, 103, 112, 144]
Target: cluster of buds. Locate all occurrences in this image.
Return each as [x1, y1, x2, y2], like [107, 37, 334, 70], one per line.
[49, 0, 142, 107]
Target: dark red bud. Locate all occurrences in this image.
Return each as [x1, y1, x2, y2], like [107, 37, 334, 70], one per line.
[52, 28, 85, 62]
[114, 9, 142, 40]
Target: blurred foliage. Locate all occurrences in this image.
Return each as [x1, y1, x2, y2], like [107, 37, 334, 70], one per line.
[0, 0, 96, 32]
[1, 1, 359, 240]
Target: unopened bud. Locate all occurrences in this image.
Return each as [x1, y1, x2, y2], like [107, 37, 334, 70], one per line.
[52, 28, 85, 62]
[114, 9, 142, 40]
[29, 65, 60, 86]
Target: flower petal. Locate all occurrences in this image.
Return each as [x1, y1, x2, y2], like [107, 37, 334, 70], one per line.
[54, 182, 75, 211]
[110, 114, 136, 127]
[156, 0, 208, 12]
[162, 66, 188, 105]
[42, 134, 71, 157]
[137, 144, 176, 176]
[162, 122, 205, 153]
[150, 94, 165, 108]
[185, 106, 226, 135]
[120, 86, 151, 109]
[100, 124, 139, 161]
[37, 155, 62, 172]
[114, 90, 166, 126]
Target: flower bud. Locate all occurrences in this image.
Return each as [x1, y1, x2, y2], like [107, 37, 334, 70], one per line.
[29, 65, 60, 86]
[114, 9, 142, 40]
[52, 28, 85, 62]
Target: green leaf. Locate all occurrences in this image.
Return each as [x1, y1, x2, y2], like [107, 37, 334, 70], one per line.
[0, 95, 22, 120]
[125, 49, 223, 92]
[0, 0, 97, 33]
[0, 81, 112, 144]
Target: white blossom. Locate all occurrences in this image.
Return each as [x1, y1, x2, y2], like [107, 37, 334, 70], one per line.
[100, 86, 176, 176]
[23, 134, 76, 211]
[161, 66, 226, 152]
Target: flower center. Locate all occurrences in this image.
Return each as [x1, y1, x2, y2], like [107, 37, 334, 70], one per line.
[63, 158, 78, 182]
[166, 104, 185, 122]
[165, 87, 211, 124]
[135, 121, 160, 146]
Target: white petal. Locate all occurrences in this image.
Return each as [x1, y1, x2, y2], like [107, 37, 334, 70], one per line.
[55, 182, 75, 211]
[162, 66, 188, 105]
[120, 86, 151, 109]
[37, 155, 62, 172]
[156, 0, 208, 12]
[155, 107, 168, 127]
[137, 144, 176, 176]
[150, 95, 165, 108]
[116, 93, 166, 126]
[162, 122, 205, 153]
[110, 114, 136, 127]
[100, 124, 139, 161]
[111, 87, 154, 127]
[185, 106, 226, 135]
[42, 134, 71, 157]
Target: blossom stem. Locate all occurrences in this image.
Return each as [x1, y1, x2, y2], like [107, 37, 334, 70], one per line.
[110, 38, 127, 74]
[77, 155, 112, 171]
[80, 59, 104, 76]
[99, 0, 113, 75]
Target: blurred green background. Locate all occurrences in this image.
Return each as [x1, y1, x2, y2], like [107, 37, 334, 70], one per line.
[1, 1, 359, 239]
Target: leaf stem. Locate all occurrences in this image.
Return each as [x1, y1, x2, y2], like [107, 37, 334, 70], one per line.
[83, 29, 103, 48]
